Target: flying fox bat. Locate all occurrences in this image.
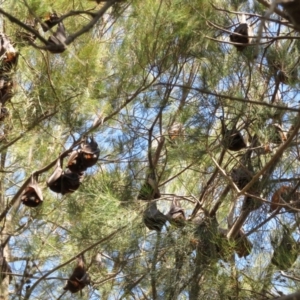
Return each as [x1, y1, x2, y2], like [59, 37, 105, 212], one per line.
[47, 160, 83, 194]
[143, 201, 167, 232]
[64, 255, 90, 293]
[68, 137, 100, 173]
[166, 198, 186, 227]
[21, 177, 43, 207]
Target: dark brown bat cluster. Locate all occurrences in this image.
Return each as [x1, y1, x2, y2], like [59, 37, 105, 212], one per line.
[19, 138, 98, 293]
[19, 136, 99, 210]
[47, 137, 99, 195]
[64, 255, 90, 294]
[6, 19, 98, 289]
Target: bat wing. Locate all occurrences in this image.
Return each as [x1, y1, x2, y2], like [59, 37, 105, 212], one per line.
[143, 202, 167, 231]
[47, 164, 63, 186]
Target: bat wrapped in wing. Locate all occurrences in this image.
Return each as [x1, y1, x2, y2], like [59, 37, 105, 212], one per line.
[47, 160, 84, 194]
[166, 198, 186, 227]
[67, 137, 100, 173]
[21, 176, 43, 207]
[143, 201, 168, 232]
[64, 255, 90, 293]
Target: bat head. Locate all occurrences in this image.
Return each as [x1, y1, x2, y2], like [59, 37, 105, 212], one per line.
[80, 137, 100, 168]
[42, 12, 59, 32]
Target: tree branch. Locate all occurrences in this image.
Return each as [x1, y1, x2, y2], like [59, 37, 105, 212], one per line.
[24, 226, 127, 300]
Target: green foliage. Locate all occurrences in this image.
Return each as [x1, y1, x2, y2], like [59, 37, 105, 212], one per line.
[1, 0, 300, 299]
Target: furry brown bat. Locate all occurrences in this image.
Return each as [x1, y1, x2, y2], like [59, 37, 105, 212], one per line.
[47, 160, 83, 194]
[221, 118, 246, 151]
[67, 137, 100, 173]
[143, 201, 168, 232]
[231, 167, 252, 190]
[166, 198, 186, 227]
[229, 15, 252, 51]
[47, 22, 67, 54]
[21, 177, 43, 207]
[0, 33, 18, 74]
[64, 255, 90, 293]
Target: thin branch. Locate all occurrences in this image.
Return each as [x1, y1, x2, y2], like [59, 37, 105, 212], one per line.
[0, 8, 48, 44]
[190, 148, 226, 218]
[245, 208, 280, 236]
[269, 291, 300, 300]
[24, 226, 127, 300]
[150, 233, 160, 300]
[155, 83, 300, 113]
[159, 163, 195, 187]
[280, 271, 300, 282]
[227, 114, 300, 239]
[0, 1, 119, 51]
[256, 0, 289, 20]
[211, 3, 288, 23]
[65, 1, 118, 45]
[0, 111, 57, 153]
